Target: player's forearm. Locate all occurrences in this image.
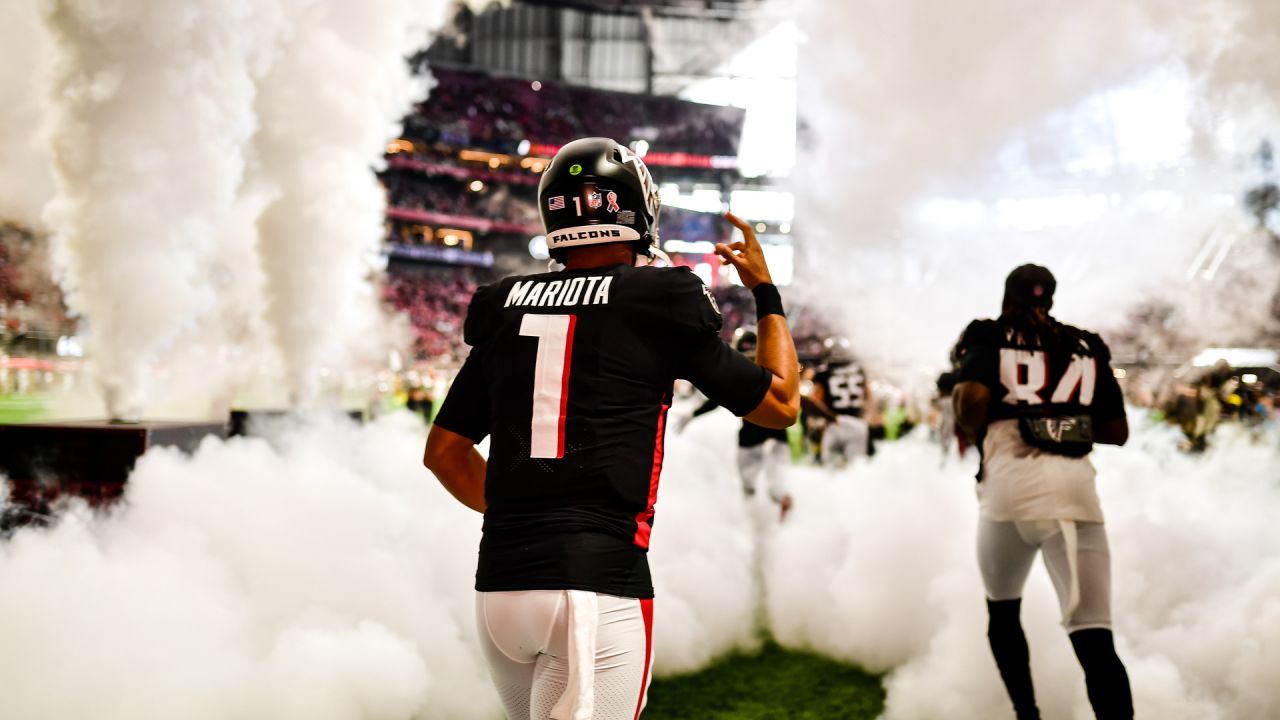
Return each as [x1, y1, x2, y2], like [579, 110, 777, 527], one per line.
[749, 313, 800, 427]
[424, 426, 488, 513]
[952, 381, 990, 441]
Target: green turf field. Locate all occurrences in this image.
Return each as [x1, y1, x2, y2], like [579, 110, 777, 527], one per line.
[0, 394, 48, 424]
[644, 640, 885, 719]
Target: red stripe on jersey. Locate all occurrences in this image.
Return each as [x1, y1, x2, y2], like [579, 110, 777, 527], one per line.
[632, 598, 655, 720]
[555, 315, 578, 458]
[633, 404, 669, 548]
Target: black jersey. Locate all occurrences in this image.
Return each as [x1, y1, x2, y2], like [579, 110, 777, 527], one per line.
[953, 316, 1125, 460]
[690, 397, 789, 447]
[813, 361, 868, 418]
[433, 264, 772, 598]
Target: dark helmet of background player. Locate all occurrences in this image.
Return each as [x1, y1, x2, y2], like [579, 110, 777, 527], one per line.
[1002, 264, 1056, 314]
[822, 336, 854, 365]
[732, 326, 758, 359]
[538, 137, 662, 263]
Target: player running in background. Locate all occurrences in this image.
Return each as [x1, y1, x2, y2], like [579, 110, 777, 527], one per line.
[951, 264, 1133, 720]
[423, 137, 799, 720]
[806, 336, 874, 467]
[680, 326, 795, 520]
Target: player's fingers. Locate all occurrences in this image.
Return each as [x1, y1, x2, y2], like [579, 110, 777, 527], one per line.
[724, 212, 760, 250]
[714, 243, 747, 269]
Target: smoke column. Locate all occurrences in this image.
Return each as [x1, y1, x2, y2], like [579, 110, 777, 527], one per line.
[793, 0, 1280, 375]
[38, 0, 273, 419]
[251, 0, 448, 405]
[0, 1, 55, 230]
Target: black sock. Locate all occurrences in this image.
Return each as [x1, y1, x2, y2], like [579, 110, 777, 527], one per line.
[987, 598, 1040, 720]
[1070, 628, 1134, 720]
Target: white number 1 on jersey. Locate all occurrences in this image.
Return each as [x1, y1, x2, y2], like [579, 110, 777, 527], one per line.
[520, 314, 577, 459]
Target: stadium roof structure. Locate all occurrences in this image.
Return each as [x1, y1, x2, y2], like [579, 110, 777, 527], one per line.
[518, 0, 772, 20]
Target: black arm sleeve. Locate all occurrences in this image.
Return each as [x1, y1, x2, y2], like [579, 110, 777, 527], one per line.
[678, 333, 772, 418]
[432, 353, 491, 443]
[1089, 336, 1126, 422]
[953, 321, 999, 391]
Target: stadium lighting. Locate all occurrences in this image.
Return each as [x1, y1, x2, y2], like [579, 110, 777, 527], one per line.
[633, 139, 650, 158]
[517, 139, 532, 156]
[779, 223, 791, 234]
[531, 80, 542, 91]
[468, 180, 484, 192]
[755, 222, 767, 233]
[442, 234, 461, 247]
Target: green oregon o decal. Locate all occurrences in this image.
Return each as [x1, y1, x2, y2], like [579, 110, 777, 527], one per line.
[569, 164, 582, 175]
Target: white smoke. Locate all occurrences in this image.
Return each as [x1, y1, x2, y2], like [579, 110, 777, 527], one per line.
[0, 1, 56, 229]
[0, 407, 764, 717]
[764, 421, 1280, 719]
[0, 414, 496, 720]
[25, 0, 447, 418]
[39, 0, 273, 418]
[251, 0, 448, 404]
[794, 0, 1280, 376]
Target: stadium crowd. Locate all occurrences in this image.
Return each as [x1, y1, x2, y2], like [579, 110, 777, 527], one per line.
[403, 67, 743, 156]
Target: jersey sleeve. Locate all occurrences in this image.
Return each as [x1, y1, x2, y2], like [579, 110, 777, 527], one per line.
[952, 320, 1000, 390]
[663, 266, 723, 335]
[660, 268, 768, 416]
[432, 352, 491, 443]
[1088, 334, 1126, 422]
[677, 334, 772, 417]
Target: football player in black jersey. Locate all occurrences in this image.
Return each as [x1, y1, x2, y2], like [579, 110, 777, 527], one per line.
[423, 137, 799, 720]
[681, 327, 795, 519]
[806, 337, 874, 466]
[951, 265, 1133, 720]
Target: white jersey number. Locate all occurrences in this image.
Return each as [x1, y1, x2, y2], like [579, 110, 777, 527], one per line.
[999, 349, 1096, 406]
[519, 314, 577, 458]
[827, 366, 865, 411]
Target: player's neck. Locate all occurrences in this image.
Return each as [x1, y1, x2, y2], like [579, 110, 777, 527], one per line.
[562, 243, 636, 270]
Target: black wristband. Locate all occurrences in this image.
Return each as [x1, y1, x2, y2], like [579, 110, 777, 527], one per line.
[752, 283, 785, 319]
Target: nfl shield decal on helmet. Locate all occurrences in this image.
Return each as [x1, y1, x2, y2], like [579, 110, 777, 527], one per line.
[587, 191, 603, 209]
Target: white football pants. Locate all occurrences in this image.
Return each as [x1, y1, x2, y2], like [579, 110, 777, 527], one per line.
[822, 415, 869, 465]
[476, 590, 654, 720]
[977, 518, 1113, 632]
[737, 439, 790, 503]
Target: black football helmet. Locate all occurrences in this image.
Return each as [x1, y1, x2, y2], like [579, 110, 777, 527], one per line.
[538, 137, 661, 261]
[822, 336, 854, 365]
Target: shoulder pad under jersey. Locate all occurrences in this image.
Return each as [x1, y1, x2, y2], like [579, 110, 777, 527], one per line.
[617, 265, 723, 335]
[462, 279, 510, 346]
[955, 318, 999, 358]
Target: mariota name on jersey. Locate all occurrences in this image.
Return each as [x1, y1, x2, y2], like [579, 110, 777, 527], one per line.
[504, 275, 613, 309]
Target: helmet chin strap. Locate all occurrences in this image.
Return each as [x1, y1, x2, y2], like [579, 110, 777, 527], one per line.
[640, 246, 671, 267]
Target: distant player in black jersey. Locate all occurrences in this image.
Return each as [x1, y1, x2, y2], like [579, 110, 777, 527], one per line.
[951, 265, 1133, 720]
[423, 137, 800, 720]
[807, 337, 873, 466]
[681, 327, 794, 519]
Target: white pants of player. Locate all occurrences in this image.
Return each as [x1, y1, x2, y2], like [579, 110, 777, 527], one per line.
[476, 590, 654, 720]
[821, 415, 869, 465]
[977, 518, 1113, 631]
[737, 439, 790, 503]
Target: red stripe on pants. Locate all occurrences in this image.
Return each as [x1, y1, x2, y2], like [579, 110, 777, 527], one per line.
[633, 598, 655, 720]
